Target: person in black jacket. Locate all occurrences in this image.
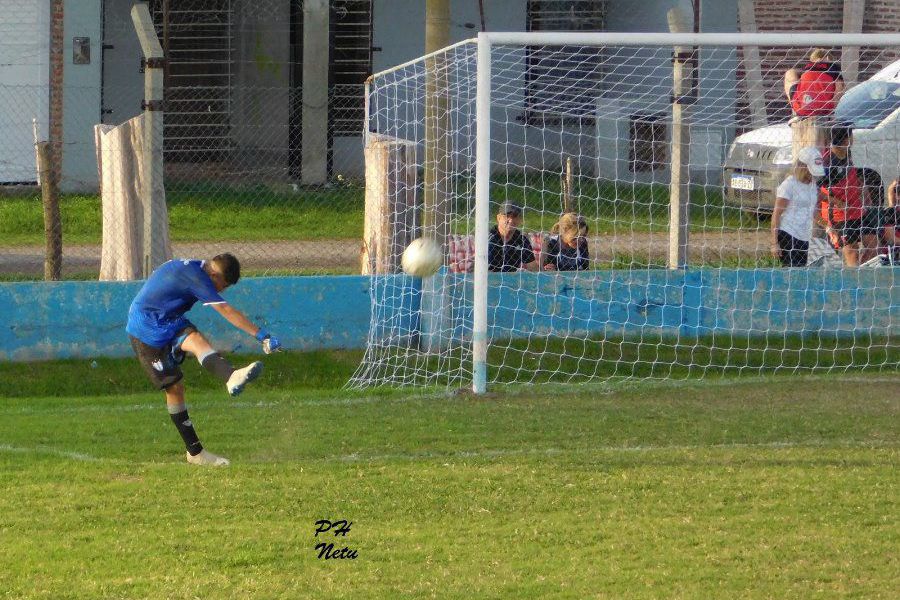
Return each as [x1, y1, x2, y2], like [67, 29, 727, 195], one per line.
[488, 202, 539, 272]
[543, 213, 590, 271]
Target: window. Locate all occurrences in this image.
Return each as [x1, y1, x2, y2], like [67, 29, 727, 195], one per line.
[525, 0, 607, 124]
[150, 0, 235, 162]
[629, 113, 667, 172]
[329, 0, 373, 135]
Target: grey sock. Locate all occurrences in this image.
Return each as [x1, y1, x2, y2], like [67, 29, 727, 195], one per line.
[198, 350, 234, 382]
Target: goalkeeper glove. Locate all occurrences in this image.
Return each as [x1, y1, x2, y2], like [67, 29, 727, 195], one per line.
[255, 329, 282, 354]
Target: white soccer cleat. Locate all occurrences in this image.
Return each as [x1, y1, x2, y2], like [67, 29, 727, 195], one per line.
[226, 361, 263, 396]
[186, 449, 230, 467]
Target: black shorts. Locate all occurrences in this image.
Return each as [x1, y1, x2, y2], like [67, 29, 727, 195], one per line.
[129, 326, 196, 390]
[776, 230, 809, 267]
[833, 218, 878, 247]
[862, 206, 899, 232]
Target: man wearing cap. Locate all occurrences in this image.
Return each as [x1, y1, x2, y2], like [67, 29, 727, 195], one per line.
[488, 202, 539, 272]
[772, 147, 825, 267]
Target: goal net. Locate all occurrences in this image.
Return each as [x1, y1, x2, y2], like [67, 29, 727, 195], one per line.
[351, 32, 900, 392]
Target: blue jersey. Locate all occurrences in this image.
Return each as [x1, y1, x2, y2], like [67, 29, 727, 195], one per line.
[126, 259, 226, 347]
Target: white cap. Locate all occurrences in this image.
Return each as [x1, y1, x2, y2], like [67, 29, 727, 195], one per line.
[797, 146, 825, 176]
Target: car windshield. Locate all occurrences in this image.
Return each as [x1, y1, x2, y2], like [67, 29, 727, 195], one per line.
[833, 80, 900, 129]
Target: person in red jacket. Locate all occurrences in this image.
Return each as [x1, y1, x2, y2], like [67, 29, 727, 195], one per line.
[784, 48, 845, 117]
[818, 125, 879, 266]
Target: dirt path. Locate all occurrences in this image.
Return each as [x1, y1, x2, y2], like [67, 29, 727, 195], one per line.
[0, 231, 772, 276]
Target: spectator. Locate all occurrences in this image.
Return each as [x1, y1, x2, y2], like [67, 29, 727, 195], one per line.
[488, 202, 539, 272]
[785, 49, 845, 157]
[865, 177, 900, 257]
[784, 48, 844, 117]
[818, 125, 879, 266]
[543, 213, 590, 271]
[771, 147, 824, 267]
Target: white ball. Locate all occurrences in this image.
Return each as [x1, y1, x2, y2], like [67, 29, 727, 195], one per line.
[401, 237, 443, 278]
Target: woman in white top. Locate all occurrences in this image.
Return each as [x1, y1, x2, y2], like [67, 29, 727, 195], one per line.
[771, 146, 825, 266]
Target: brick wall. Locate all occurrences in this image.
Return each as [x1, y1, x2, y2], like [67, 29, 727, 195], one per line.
[736, 0, 900, 129]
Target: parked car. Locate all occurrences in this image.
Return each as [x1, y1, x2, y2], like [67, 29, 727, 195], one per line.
[724, 59, 900, 214]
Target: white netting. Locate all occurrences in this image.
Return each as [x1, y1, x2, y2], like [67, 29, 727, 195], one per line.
[351, 33, 900, 390]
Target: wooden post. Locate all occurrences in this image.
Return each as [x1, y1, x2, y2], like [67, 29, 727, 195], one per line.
[668, 8, 692, 270]
[421, 0, 452, 354]
[362, 136, 417, 274]
[562, 156, 574, 214]
[424, 0, 451, 249]
[38, 142, 62, 281]
[132, 4, 166, 278]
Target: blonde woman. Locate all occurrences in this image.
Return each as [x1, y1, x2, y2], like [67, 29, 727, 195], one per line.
[543, 213, 590, 271]
[771, 147, 825, 267]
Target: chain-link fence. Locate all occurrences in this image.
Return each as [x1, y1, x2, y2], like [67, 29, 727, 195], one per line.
[1, 0, 371, 280]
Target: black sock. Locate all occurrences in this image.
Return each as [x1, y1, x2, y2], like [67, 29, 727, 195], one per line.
[169, 406, 203, 456]
[201, 352, 234, 382]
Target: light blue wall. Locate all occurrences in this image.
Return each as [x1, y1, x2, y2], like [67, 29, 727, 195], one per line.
[474, 268, 898, 340]
[1, 268, 896, 362]
[0, 276, 373, 362]
[62, 0, 103, 191]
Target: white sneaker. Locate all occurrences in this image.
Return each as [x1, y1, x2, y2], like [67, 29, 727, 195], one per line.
[186, 449, 230, 466]
[226, 361, 263, 396]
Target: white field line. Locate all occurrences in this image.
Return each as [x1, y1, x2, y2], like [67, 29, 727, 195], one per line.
[0, 444, 98, 462]
[1, 373, 897, 417]
[0, 440, 894, 466]
[327, 439, 900, 465]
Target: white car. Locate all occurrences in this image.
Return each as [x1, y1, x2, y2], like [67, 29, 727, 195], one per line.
[724, 59, 900, 214]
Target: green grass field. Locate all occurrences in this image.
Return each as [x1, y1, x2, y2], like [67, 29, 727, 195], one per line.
[1, 352, 897, 599]
[0, 178, 753, 246]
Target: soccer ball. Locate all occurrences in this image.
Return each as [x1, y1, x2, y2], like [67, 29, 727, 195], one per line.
[401, 237, 443, 278]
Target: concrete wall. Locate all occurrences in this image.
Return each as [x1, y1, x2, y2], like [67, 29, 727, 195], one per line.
[3, 267, 897, 362]
[0, 0, 50, 183]
[99, 0, 145, 127]
[371, 0, 526, 73]
[61, 0, 102, 190]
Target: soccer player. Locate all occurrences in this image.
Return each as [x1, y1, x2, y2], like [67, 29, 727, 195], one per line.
[127, 253, 281, 467]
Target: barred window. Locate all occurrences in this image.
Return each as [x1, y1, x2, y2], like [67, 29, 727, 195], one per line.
[525, 0, 607, 124]
[329, 0, 373, 136]
[150, 0, 235, 162]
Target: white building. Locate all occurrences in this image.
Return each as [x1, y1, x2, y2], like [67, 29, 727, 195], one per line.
[0, 0, 738, 190]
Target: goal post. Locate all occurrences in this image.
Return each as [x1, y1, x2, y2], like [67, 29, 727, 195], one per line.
[353, 31, 900, 393]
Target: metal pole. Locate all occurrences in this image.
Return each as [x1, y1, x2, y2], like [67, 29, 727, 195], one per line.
[473, 33, 491, 395]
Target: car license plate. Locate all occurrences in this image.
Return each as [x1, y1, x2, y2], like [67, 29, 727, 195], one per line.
[730, 174, 755, 191]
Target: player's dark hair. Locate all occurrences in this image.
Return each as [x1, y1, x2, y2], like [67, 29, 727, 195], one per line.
[212, 253, 241, 285]
[829, 124, 852, 146]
